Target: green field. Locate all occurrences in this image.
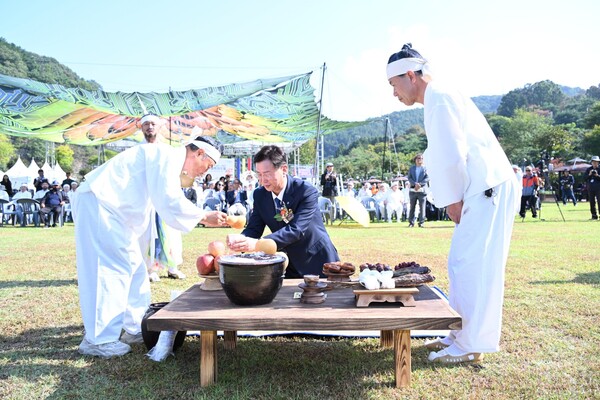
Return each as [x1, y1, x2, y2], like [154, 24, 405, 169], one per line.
[1, 202, 599, 399]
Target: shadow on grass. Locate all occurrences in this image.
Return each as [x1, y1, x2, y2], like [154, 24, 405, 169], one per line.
[529, 270, 600, 285]
[1, 324, 446, 399]
[0, 279, 77, 289]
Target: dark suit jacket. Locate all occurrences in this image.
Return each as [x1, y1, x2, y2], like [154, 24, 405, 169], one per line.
[242, 176, 339, 278]
[408, 165, 429, 188]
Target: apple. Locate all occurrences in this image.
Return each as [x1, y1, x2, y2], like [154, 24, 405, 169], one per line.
[207, 240, 226, 257]
[214, 255, 221, 273]
[196, 253, 215, 275]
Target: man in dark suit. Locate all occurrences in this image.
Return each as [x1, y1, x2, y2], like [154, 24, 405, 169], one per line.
[227, 145, 339, 278]
[407, 153, 430, 227]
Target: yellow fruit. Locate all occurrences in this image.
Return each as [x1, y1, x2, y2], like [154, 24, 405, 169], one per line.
[255, 238, 277, 255]
[226, 215, 246, 229]
[275, 251, 289, 269]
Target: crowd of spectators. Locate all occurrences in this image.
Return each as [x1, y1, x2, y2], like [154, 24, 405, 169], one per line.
[184, 171, 258, 223]
[322, 158, 448, 226]
[0, 172, 80, 227]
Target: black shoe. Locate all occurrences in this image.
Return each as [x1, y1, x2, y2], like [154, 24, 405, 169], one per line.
[418, 222, 424, 228]
[532, 214, 537, 218]
[592, 216, 598, 220]
[408, 223, 414, 228]
[519, 214, 525, 219]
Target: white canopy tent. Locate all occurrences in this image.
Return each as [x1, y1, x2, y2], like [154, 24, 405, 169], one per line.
[53, 163, 67, 184]
[26, 158, 41, 182]
[4, 156, 32, 189]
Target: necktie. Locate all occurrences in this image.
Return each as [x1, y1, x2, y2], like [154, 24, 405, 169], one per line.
[275, 198, 283, 210]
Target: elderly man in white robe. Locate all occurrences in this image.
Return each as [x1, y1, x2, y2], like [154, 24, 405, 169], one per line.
[387, 43, 520, 364]
[72, 135, 227, 358]
[384, 181, 404, 223]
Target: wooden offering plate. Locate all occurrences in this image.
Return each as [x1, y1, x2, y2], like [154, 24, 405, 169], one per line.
[199, 273, 222, 291]
[298, 281, 328, 304]
[322, 270, 354, 282]
[353, 287, 419, 307]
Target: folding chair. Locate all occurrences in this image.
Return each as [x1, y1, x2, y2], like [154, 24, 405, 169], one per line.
[16, 198, 41, 227]
[318, 196, 333, 225]
[360, 196, 380, 222]
[0, 199, 18, 226]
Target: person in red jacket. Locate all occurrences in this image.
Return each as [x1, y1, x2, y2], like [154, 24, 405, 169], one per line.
[519, 166, 540, 218]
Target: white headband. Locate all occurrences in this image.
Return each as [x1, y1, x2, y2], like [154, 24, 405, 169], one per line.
[187, 140, 221, 164]
[386, 57, 432, 80]
[140, 114, 161, 124]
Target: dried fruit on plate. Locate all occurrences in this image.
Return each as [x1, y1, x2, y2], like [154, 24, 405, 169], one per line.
[359, 263, 392, 272]
[392, 265, 431, 277]
[394, 273, 435, 287]
[323, 261, 355, 274]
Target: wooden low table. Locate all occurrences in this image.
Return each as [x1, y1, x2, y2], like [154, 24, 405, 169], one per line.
[146, 280, 461, 388]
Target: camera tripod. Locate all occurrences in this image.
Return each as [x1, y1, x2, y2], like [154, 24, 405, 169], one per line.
[538, 187, 565, 222]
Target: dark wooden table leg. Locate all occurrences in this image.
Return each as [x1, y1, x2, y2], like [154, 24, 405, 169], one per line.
[224, 330, 237, 350]
[200, 330, 217, 386]
[380, 329, 394, 348]
[394, 329, 411, 388]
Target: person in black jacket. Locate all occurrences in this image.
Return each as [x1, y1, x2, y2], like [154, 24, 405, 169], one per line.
[558, 170, 576, 206]
[320, 162, 338, 220]
[40, 180, 66, 227]
[585, 156, 600, 219]
[1, 175, 13, 197]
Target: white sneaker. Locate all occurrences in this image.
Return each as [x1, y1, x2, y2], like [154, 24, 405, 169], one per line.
[427, 348, 483, 363]
[149, 272, 160, 282]
[78, 338, 131, 358]
[167, 269, 186, 279]
[121, 331, 144, 345]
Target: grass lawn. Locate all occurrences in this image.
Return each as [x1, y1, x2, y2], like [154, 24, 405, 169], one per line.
[0, 201, 599, 399]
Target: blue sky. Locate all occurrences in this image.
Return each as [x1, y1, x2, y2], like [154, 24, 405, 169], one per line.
[1, 0, 599, 121]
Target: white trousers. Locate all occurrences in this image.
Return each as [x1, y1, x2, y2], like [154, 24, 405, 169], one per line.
[386, 204, 403, 222]
[446, 178, 519, 354]
[73, 191, 151, 345]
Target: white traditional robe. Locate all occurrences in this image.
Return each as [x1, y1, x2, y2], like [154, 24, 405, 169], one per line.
[384, 188, 404, 222]
[423, 81, 520, 354]
[72, 144, 204, 344]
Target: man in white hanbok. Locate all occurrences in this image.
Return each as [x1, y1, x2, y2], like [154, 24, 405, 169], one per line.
[384, 181, 404, 222]
[72, 136, 227, 358]
[139, 114, 187, 282]
[373, 183, 388, 221]
[387, 43, 520, 364]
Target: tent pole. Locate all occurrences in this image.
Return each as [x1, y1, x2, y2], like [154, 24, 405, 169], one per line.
[381, 118, 388, 181]
[314, 62, 326, 184]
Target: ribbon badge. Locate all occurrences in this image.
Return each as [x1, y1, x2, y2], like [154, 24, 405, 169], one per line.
[274, 201, 294, 224]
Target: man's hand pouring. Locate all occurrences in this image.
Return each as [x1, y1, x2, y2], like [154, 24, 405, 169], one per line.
[200, 211, 228, 227]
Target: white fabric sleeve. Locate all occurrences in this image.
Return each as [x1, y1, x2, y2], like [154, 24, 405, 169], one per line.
[424, 102, 469, 208]
[145, 146, 205, 232]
